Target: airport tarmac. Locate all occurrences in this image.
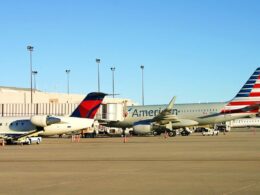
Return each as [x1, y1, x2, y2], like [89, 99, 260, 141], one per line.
[0, 131, 259, 195]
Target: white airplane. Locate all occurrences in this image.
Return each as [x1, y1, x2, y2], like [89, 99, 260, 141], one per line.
[226, 117, 260, 130]
[0, 92, 106, 143]
[105, 67, 260, 136]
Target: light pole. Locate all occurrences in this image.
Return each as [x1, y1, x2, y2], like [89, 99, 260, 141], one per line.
[111, 67, 115, 98]
[96, 58, 101, 92]
[140, 65, 144, 105]
[65, 69, 71, 96]
[27, 45, 34, 103]
[32, 71, 38, 92]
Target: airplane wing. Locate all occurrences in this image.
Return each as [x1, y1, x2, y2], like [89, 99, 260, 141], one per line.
[151, 96, 180, 124]
[0, 129, 44, 144]
[97, 119, 121, 127]
[16, 129, 44, 140]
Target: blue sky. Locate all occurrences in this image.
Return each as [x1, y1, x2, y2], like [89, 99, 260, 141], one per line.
[1, 0, 260, 104]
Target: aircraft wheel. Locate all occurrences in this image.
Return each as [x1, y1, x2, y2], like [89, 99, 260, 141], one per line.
[168, 131, 176, 137]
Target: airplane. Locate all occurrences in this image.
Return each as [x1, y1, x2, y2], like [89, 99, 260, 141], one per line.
[104, 67, 260, 136]
[226, 117, 260, 130]
[0, 92, 107, 143]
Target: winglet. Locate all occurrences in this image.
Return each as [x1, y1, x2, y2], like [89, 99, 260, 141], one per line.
[166, 96, 176, 111]
[151, 96, 177, 122]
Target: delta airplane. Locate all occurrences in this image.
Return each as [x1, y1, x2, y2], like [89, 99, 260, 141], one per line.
[105, 68, 260, 136]
[0, 92, 106, 143]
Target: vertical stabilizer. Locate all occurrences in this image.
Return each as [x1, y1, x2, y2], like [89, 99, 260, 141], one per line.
[224, 67, 260, 111]
[70, 92, 107, 119]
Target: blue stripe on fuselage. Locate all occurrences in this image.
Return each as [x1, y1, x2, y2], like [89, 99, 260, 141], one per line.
[235, 94, 250, 97]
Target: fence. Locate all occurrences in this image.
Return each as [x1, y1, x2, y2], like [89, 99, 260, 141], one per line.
[0, 103, 109, 120]
[0, 103, 78, 117]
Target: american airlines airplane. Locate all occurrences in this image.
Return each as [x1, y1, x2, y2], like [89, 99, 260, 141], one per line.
[0, 92, 106, 143]
[105, 67, 260, 136]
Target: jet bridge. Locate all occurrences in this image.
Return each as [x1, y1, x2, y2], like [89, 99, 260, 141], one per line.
[97, 100, 129, 122]
[95, 100, 133, 135]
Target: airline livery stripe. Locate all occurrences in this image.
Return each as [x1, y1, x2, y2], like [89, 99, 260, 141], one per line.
[246, 81, 256, 84]
[236, 94, 250, 97]
[249, 92, 260, 97]
[228, 67, 260, 110]
[221, 110, 258, 114]
[250, 88, 260, 92]
[239, 89, 251, 93]
[251, 88, 260, 93]
[225, 106, 246, 110]
[231, 97, 260, 101]
[228, 101, 260, 106]
[243, 84, 254, 88]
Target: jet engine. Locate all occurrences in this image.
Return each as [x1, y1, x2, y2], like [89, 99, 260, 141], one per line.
[31, 115, 61, 127]
[133, 121, 152, 134]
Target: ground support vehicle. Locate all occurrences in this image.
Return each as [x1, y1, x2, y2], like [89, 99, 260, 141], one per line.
[202, 128, 219, 136]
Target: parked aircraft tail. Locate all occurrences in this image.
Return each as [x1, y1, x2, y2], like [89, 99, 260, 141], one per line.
[70, 92, 107, 119]
[224, 67, 260, 112]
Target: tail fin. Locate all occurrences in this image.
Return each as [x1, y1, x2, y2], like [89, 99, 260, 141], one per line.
[224, 67, 260, 111]
[70, 92, 107, 119]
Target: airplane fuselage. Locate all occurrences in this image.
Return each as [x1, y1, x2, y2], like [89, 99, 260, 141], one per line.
[0, 116, 94, 137]
[110, 102, 254, 128]
[226, 118, 260, 128]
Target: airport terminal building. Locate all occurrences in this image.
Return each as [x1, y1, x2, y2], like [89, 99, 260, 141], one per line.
[0, 86, 136, 122]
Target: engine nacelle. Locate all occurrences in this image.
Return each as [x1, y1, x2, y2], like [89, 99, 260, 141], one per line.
[133, 121, 152, 134]
[31, 115, 61, 127]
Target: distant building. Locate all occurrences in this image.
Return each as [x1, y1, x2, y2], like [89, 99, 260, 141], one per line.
[0, 86, 136, 119]
[0, 86, 85, 104]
